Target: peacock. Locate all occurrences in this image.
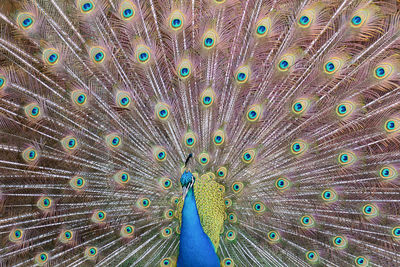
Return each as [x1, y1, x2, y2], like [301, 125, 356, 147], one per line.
[2, 0, 400, 266]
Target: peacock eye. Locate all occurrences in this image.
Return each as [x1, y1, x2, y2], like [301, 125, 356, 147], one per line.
[252, 201, 265, 213]
[290, 140, 308, 155]
[135, 45, 151, 64]
[255, 17, 271, 37]
[17, 13, 35, 30]
[202, 30, 218, 49]
[169, 10, 184, 31]
[322, 189, 338, 203]
[352, 15, 362, 25]
[337, 151, 356, 166]
[305, 251, 319, 263]
[120, 1, 136, 20]
[90, 47, 106, 64]
[332, 235, 347, 249]
[279, 60, 289, 69]
[198, 152, 210, 165]
[299, 15, 309, 25]
[213, 130, 225, 146]
[235, 66, 250, 83]
[374, 63, 393, 80]
[275, 177, 291, 191]
[78, 0, 95, 13]
[155, 102, 170, 120]
[300, 215, 315, 228]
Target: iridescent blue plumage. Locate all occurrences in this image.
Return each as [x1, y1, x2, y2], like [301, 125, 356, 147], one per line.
[178, 171, 220, 267]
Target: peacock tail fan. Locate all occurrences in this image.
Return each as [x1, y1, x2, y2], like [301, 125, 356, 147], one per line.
[0, 0, 400, 266]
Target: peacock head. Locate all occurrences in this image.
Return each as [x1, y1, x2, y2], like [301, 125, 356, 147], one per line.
[181, 154, 195, 197]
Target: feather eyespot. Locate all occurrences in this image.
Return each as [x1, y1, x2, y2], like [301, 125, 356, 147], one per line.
[164, 209, 174, 219]
[232, 182, 243, 193]
[59, 230, 74, 243]
[226, 230, 236, 241]
[91, 210, 106, 223]
[246, 104, 262, 122]
[85, 247, 98, 260]
[362, 203, 379, 219]
[216, 166, 227, 179]
[300, 215, 315, 228]
[115, 90, 131, 108]
[267, 230, 280, 243]
[35, 252, 49, 266]
[160, 178, 172, 190]
[290, 140, 308, 155]
[305, 251, 319, 263]
[292, 98, 310, 115]
[336, 101, 354, 118]
[350, 10, 368, 28]
[177, 60, 192, 79]
[213, 130, 225, 146]
[160, 258, 175, 266]
[222, 258, 234, 267]
[43, 48, 60, 65]
[278, 54, 295, 71]
[120, 1, 136, 20]
[321, 189, 338, 203]
[71, 90, 87, 106]
[198, 152, 210, 165]
[77, 0, 95, 14]
[200, 88, 215, 107]
[17, 13, 35, 30]
[169, 10, 184, 31]
[89, 46, 106, 63]
[379, 166, 398, 181]
[37, 197, 52, 211]
[324, 57, 343, 74]
[24, 103, 41, 119]
[138, 197, 151, 209]
[114, 171, 130, 185]
[332, 235, 347, 249]
[202, 30, 218, 49]
[235, 66, 250, 83]
[374, 63, 393, 80]
[228, 212, 237, 223]
[255, 17, 271, 37]
[120, 224, 134, 238]
[338, 151, 356, 166]
[136, 45, 151, 64]
[153, 147, 167, 162]
[61, 136, 78, 152]
[225, 198, 232, 208]
[242, 149, 256, 163]
[298, 9, 315, 28]
[0, 74, 6, 90]
[9, 228, 24, 243]
[355, 256, 369, 267]
[275, 177, 291, 192]
[253, 201, 265, 213]
[155, 103, 170, 121]
[22, 146, 39, 163]
[70, 176, 85, 190]
[161, 227, 173, 238]
[105, 133, 122, 148]
[384, 118, 400, 133]
[183, 132, 196, 147]
[392, 226, 400, 241]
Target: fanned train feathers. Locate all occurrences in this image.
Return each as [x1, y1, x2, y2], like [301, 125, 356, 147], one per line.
[1, 0, 400, 266]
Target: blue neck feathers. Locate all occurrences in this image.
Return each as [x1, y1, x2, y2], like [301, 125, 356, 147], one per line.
[177, 187, 220, 267]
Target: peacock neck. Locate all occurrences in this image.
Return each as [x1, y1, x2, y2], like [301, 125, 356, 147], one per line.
[177, 187, 220, 267]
